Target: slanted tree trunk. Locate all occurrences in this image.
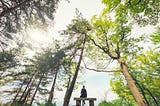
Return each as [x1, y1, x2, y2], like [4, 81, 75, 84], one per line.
[133, 75, 159, 106]
[21, 73, 37, 104]
[63, 76, 71, 105]
[48, 70, 58, 103]
[66, 76, 71, 91]
[63, 36, 86, 106]
[19, 72, 36, 103]
[132, 76, 150, 106]
[90, 38, 147, 106]
[133, 76, 159, 106]
[12, 79, 26, 105]
[29, 74, 44, 106]
[118, 57, 147, 106]
[142, 85, 159, 106]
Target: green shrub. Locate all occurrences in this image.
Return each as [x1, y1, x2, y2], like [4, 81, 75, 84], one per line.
[40, 102, 56, 106]
[98, 100, 114, 106]
[12, 101, 30, 106]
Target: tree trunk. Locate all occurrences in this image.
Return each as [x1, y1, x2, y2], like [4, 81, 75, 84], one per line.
[143, 86, 159, 106]
[132, 76, 150, 106]
[11, 79, 26, 106]
[133, 76, 159, 106]
[63, 36, 86, 106]
[21, 73, 37, 104]
[29, 74, 43, 106]
[19, 72, 36, 103]
[12, 79, 26, 105]
[63, 76, 71, 106]
[48, 70, 58, 103]
[118, 57, 147, 106]
[66, 76, 71, 91]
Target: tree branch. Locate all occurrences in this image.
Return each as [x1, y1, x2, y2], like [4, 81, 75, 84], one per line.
[115, 42, 120, 58]
[82, 59, 119, 73]
[88, 36, 118, 59]
[0, 0, 31, 18]
[99, 25, 110, 50]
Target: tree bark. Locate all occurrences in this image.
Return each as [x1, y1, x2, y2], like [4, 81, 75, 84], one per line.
[118, 57, 147, 106]
[48, 70, 58, 103]
[63, 36, 86, 106]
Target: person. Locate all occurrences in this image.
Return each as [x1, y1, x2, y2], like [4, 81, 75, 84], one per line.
[80, 85, 87, 104]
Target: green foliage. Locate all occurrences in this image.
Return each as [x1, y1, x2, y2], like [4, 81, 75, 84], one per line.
[1, 0, 160, 105]
[90, 1, 160, 105]
[110, 49, 160, 105]
[0, 0, 60, 33]
[61, 15, 91, 46]
[90, 12, 143, 60]
[0, 49, 16, 71]
[131, 50, 160, 99]
[0, 46, 24, 71]
[102, 0, 160, 26]
[40, 102, 56, 106]
[67, 18, 91, 34]
[102, 0, 121, 12]
[151, 27, 160, 45]
[99, 100, 112, 106]
[11, 101, 29, 106]
[110, 75, 136, 104]
[98, 99, 136, 106]
[31, 46, 66, 74]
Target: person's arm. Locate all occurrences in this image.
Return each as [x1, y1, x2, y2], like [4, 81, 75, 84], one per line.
[81, 89, 83, 94]
[85, 89, 87, 97]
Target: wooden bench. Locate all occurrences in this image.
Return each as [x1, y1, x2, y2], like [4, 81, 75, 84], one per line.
[74, 97, 96, 106]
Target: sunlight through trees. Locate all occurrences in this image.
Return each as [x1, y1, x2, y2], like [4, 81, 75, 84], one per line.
[0, 0, 160, 106]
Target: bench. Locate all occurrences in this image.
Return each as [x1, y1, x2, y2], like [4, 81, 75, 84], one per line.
[74, 97, 96, 106]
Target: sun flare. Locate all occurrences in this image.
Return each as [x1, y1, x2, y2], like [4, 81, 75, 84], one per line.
[27, 28, 53, 43]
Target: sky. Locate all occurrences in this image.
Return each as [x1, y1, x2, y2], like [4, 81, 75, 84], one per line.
[54, 70, 118, 106]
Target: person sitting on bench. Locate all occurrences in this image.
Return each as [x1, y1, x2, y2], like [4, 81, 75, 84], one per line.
[80, 85, 87, 104]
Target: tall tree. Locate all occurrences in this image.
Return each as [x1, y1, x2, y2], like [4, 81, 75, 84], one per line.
[62, 16, 91, 106]
[86, 0, 160, 105]
[48, 47, 66, 103]
[110, 48, 160, 106]
[89, 11, 146, 105]
[29, 73, 44, 106]
[25, 44, 73, 105]
[63, 36, 86, 106]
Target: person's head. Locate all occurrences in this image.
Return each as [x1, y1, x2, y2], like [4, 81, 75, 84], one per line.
[83, 85, 85, 88]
